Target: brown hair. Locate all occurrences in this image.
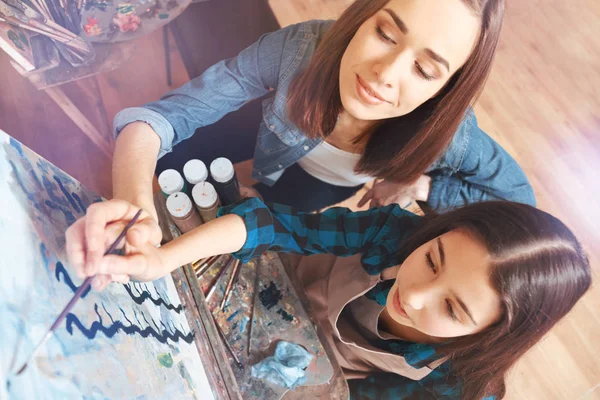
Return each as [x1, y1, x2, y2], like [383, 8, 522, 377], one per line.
[287, 0, 505, 184]
[396, 201, 592, 399]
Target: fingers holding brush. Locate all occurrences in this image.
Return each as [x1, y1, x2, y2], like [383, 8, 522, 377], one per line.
[83, 200, 143, 273]
[96, 236, 168, 284]
[65, 199, 160, 276]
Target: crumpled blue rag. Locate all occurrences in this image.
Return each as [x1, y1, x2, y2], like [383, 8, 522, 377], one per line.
[251, 341, 314, 389]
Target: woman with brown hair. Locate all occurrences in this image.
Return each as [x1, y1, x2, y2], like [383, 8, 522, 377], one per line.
[110, 0, 533, 223]
[68, 197, 592, 399]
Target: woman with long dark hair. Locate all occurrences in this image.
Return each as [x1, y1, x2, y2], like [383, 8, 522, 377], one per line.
[68, 197, 591, 399]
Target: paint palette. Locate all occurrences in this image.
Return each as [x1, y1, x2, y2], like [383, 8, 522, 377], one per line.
[200, 253, 334, 399]
[81, 0, 192, 43]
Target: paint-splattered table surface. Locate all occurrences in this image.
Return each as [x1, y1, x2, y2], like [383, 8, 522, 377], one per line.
[155, 194, 349, 400]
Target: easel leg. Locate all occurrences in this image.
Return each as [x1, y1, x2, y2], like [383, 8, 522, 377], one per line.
[44, 86, 113, 158]
[163, 25, 172, 87]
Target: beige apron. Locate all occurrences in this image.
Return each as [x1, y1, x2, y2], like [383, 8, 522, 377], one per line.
[294, 253, 445, 381]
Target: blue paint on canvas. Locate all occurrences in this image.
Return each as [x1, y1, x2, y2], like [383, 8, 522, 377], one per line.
[0, 131, 214, 399]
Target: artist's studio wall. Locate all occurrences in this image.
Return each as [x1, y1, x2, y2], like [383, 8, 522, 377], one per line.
[0, 130, 214, 399]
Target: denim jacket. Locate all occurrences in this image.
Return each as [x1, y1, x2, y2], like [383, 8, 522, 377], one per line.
[114, 20, 535, 211]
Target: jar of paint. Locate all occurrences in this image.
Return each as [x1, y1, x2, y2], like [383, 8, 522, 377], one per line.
[209, 157, 241, 206]
[183, 159, 208, 186]
[192, 181, 220, 223]
[158, 169, 186, 198]
[166, 192, 203, 233]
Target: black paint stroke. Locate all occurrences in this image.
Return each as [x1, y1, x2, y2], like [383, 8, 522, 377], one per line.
[65, 304, 194, 344]
[54, 175, 80, 213]
[71, 192, 87, 214]
[55, 261, 91, 298]
[259, 281, 283, 310]
[123, 283, 183, 313]
[277, 308, 294, 322]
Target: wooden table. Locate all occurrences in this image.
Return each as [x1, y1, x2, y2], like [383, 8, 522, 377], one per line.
[154, 192, 349, 399]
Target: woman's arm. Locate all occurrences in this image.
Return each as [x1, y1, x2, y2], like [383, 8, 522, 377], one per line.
[112, 122, 162, 221]
[217, 198, 421, 264]
[82, 198, 422, 288]
[113, 22, 307, 158]
[69, 23, 311, 280]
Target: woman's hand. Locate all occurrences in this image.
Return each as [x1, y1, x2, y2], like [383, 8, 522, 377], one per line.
[358, 175, 432, 208]
[65, 199, 164, 291]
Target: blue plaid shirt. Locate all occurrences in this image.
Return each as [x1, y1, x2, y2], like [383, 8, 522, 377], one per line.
[218, 198, 499, 399]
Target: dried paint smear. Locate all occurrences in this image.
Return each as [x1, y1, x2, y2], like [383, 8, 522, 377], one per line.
[259, 281, 283, 310]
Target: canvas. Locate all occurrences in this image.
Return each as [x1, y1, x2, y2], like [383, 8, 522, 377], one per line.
[0, 129, 214, 399]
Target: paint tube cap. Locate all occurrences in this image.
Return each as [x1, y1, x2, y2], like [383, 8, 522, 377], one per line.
[210, 157, 235, 183]
[158, 169, 184, 195]
[192, 181, 219, 208]
[166, 192, 193, 218]
[183, 159, 208, 185]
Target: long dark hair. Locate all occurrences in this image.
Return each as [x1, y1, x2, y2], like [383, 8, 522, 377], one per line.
[287, 0, 505, 184]
[396, 201, 592, 399]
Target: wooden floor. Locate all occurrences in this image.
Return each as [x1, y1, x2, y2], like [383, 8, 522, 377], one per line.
[1, 0, 599, 399]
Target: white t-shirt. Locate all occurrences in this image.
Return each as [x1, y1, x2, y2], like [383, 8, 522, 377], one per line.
[297, 141, 373, 187]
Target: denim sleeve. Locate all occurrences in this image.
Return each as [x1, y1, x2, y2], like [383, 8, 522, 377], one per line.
[113, 22, 306, 158]
[427, 113, 536, 210]
[216, 197, 420, 267]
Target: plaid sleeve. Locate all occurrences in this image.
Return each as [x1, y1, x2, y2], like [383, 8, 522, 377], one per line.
[217, 198, 276, 262]
[348, 370, 496, 400]
[217, 198, 421, 269]
[348, 371, 459, 400]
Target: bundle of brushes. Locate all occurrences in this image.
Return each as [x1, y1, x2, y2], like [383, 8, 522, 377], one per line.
[0, 0, 94, 66]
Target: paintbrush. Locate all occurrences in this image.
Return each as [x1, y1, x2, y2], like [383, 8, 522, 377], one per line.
[192, 256, 207, 270]
[193, 255, 217, 269]
[247, 261, 260, 356]
[3, 0, 45, 21]
[211, 313, 243, 369]
[0, 15, 83, 47]
[15, 209, 144, 376]
[30, 0, 52, 20]
[205, 256, 234, 301]
[193, 255, 218, 277]
[195, 255, 222, 279]
[0, 3, 86, 48]
[220, 259, 241, 311]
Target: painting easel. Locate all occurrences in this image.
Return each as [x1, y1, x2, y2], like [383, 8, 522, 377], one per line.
[0, 129, 216, 398]
[8, 40, 137, 159]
